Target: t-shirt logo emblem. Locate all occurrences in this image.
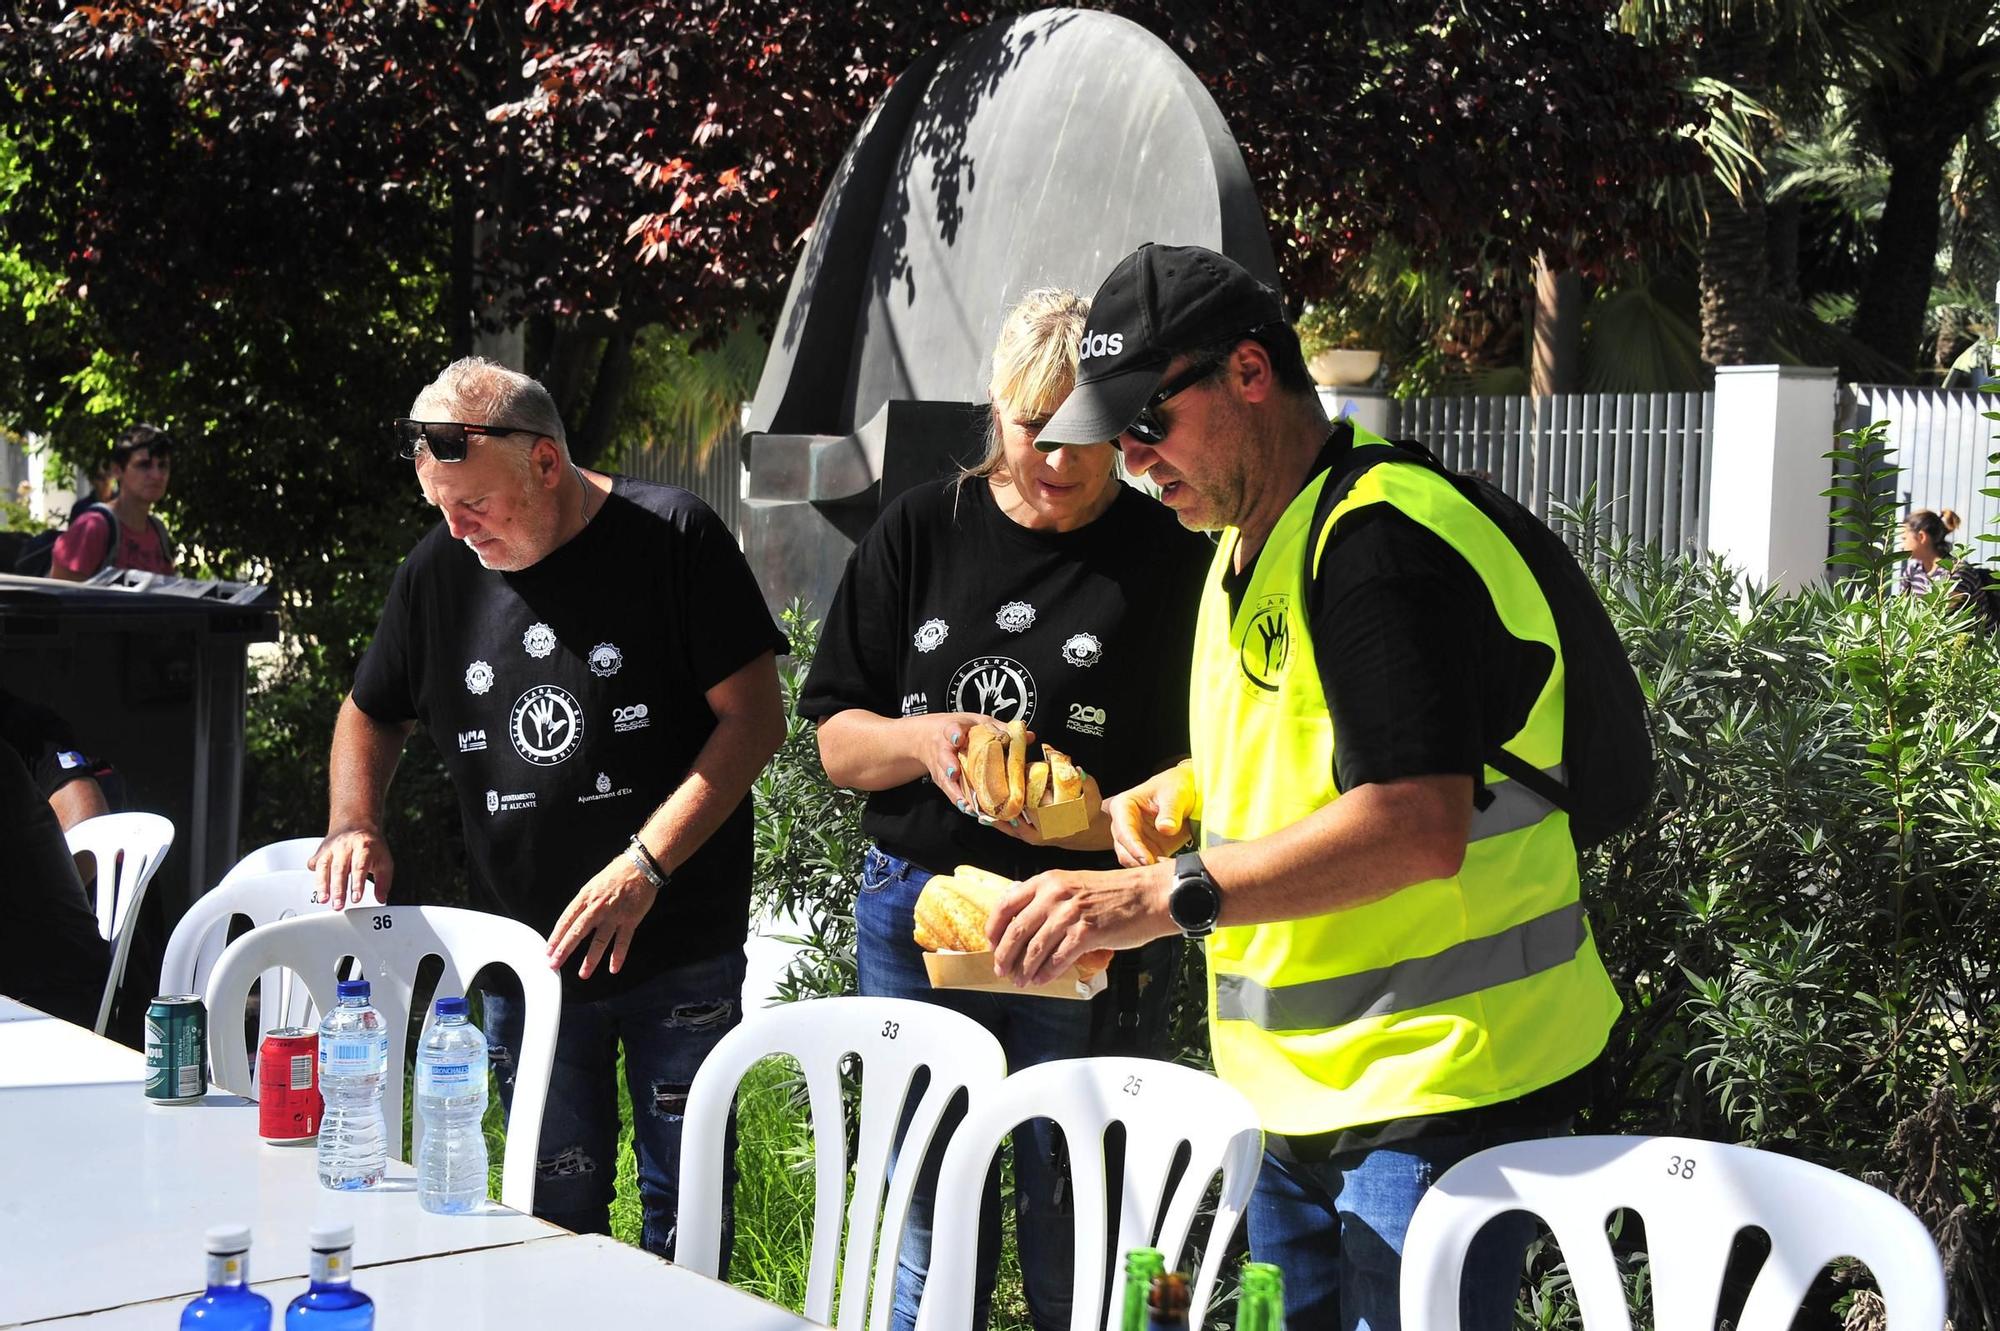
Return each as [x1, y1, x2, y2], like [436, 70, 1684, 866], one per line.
[995, 601, 1036, 633]
[510, 684, 584, 766]
[914, 618, 949, 653]
[465, 661, 495, 695]
[485, 789, 499, 814]
[1060, 632, 1102, 667]
[1240, 595, 1291, 693]
[595, 771, 611, 794]
[522, 623, 558, 659]
[947, 655, 1038, 725]
[588, 643, 623, 677]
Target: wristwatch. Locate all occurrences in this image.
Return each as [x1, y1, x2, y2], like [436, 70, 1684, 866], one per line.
[1168, 851, 1224, 939]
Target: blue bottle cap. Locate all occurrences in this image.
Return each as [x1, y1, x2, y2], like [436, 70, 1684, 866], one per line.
[434, 995, 468, 1019]
[337, 979, 371, 1001]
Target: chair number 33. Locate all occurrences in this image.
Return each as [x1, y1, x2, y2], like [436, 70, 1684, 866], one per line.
[1666, 1154, 1697, 1179]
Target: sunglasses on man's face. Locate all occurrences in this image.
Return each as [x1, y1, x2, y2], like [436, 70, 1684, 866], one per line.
[1123, 354, 1228, 448]
[390, 418, 540, 462]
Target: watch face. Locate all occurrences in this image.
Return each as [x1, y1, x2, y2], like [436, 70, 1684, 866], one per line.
[1171, 870, 1221, 934]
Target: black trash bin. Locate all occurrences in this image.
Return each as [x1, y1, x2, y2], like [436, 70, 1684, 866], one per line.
[0, 570, 278, 1044]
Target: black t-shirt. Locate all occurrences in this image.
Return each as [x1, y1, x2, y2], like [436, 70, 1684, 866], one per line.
[1225, 430, 1586, 1157]
[0, 688, 98, 799]
[351, 477, 787, 999]
[799, 477, 1213, 879]
[1220, 434, 1553, 792]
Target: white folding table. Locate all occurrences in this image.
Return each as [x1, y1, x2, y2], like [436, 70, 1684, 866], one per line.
[0, 998, 820, 1329]
[20, 1232, 821, 1329]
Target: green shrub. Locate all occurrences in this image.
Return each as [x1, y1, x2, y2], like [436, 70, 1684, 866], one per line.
[1579, 421, 1998, 1329]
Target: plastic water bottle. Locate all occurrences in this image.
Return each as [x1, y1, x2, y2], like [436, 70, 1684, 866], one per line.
[180, 1224, 273, 1330]
[415, 994, 488, 1213]
[284, 1223, 373, 1329]
[316, 978, 389, 1190]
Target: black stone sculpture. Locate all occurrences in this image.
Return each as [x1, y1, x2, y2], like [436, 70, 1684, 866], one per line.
[743, 7, 1278, 618]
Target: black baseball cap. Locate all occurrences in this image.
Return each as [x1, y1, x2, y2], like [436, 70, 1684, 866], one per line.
[1037, 242, 1285, 448]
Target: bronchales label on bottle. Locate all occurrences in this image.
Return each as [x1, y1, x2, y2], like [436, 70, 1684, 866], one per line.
[418, 1061, 471, 1094]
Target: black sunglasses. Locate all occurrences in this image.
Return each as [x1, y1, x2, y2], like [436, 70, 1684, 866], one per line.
[1124, 355, 1228, 447]
[390, 418, 541, 462]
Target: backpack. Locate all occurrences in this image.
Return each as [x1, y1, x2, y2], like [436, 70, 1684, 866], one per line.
[1948, 561, 2000, 634]
[1320, 431, 1654, 849]
[12, 503, 170, 579]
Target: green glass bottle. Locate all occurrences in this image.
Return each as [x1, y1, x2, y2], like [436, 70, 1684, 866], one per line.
[1120, 1248, 1167, 1331]
[1236, 1262, 1285, 1331]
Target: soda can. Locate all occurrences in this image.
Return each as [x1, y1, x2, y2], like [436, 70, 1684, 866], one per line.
[144, 995, 207, 1104]
[258, 1027, 322, 1144]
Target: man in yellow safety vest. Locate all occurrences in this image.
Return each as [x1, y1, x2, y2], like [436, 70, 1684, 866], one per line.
[989, 243, 1621, 1331]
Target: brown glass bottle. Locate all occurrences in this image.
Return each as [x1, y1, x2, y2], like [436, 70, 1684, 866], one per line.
[1148, 1271, 1192, 1330]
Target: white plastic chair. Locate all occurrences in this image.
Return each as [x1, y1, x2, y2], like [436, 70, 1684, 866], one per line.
[160, 869, 381, 1031]
[214, 836, 321, 887]
[63, 811, 175, 1035]
[912, 1056, 1265, 1331]
[203, 904, 561, 1213]
[675, 996, 1009, 1331]
[1400, 1135, 1948, 1331]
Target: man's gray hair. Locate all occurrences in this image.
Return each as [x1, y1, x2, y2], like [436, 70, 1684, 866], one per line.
[416, 357, 568, 453]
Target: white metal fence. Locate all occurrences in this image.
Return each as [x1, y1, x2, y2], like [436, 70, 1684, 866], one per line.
[1388, 391, 1716, 552]
[619, 437, 745, 535]
[1844, 385, 2000, 545]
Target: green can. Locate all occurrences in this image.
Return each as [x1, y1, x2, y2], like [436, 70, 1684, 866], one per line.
[144, 994, 208, 1103]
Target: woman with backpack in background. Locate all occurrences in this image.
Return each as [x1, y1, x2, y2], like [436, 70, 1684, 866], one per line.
[1897, 507, 1960, 595]
[48, 424, 177, 580]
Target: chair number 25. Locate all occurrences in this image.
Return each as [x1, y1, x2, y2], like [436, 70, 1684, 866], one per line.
[371, 914, 393, 931]
[1122, 1075, 1144, 1096]
[1666, 1154, 1696, 1179]
[880, 1021, 900, 1040]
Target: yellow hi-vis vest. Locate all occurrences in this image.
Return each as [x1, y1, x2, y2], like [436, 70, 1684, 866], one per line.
[1190, 430, 1621, 1136]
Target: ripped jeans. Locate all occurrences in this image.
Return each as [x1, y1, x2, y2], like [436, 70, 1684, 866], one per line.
[481, 948, 746, 1261]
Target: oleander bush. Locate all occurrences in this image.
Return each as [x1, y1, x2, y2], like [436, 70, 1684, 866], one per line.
[1573, 421, 1999, 1330]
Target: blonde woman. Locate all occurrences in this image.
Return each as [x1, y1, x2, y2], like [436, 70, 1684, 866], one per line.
[800, 289, 1212, 1331]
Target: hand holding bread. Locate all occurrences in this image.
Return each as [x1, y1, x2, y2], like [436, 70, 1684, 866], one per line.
[913, 864, 1111, 979]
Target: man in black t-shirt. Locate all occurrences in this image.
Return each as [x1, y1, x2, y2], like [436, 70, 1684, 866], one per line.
[985, 246, 1619, 1331]
[314, 357, 786, 1258]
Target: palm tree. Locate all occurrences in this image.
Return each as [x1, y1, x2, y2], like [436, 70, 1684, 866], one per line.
[1620, 0, 1832, 368]
[1838, 0, 2000, 376]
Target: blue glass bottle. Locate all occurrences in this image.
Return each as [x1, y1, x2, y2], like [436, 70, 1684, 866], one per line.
[283, 1223, 374, 1330]
[180, 1224, 273, 1330]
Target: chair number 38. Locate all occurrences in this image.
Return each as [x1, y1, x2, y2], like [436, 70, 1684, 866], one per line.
[880, 1021, 900, 1040]
[371, 914, 393, 931]
[1666, 1154, 1696, 1179]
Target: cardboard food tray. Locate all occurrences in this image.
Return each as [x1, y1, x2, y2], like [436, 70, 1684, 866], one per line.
[1026, 787, 1099, 841]
[923, 949, 1107, 1001]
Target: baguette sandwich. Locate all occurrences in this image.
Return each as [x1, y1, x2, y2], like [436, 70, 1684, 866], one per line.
[964, 722, 1086, 826]
[912, 864, 1111, 978]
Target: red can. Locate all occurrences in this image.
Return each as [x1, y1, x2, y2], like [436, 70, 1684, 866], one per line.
[257, 1027, 322, 1144]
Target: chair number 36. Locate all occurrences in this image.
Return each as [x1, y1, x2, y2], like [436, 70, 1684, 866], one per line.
[880, 1021, 900, 1040]
[370, 914, 393, 931]
[1666, 1154, 1696, 1179]
[1122, 1075, 1144, 1096]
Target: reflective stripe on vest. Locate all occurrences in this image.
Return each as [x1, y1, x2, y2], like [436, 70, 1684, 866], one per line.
[1188, 429, 1620, 1135]
[1213, 901, 1586, 1030]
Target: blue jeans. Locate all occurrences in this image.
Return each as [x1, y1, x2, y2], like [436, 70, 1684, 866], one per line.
[858, 845, 1093, 1331]
[482, 948, 746, 1262]
[1246, 1125, 1551, 1331]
